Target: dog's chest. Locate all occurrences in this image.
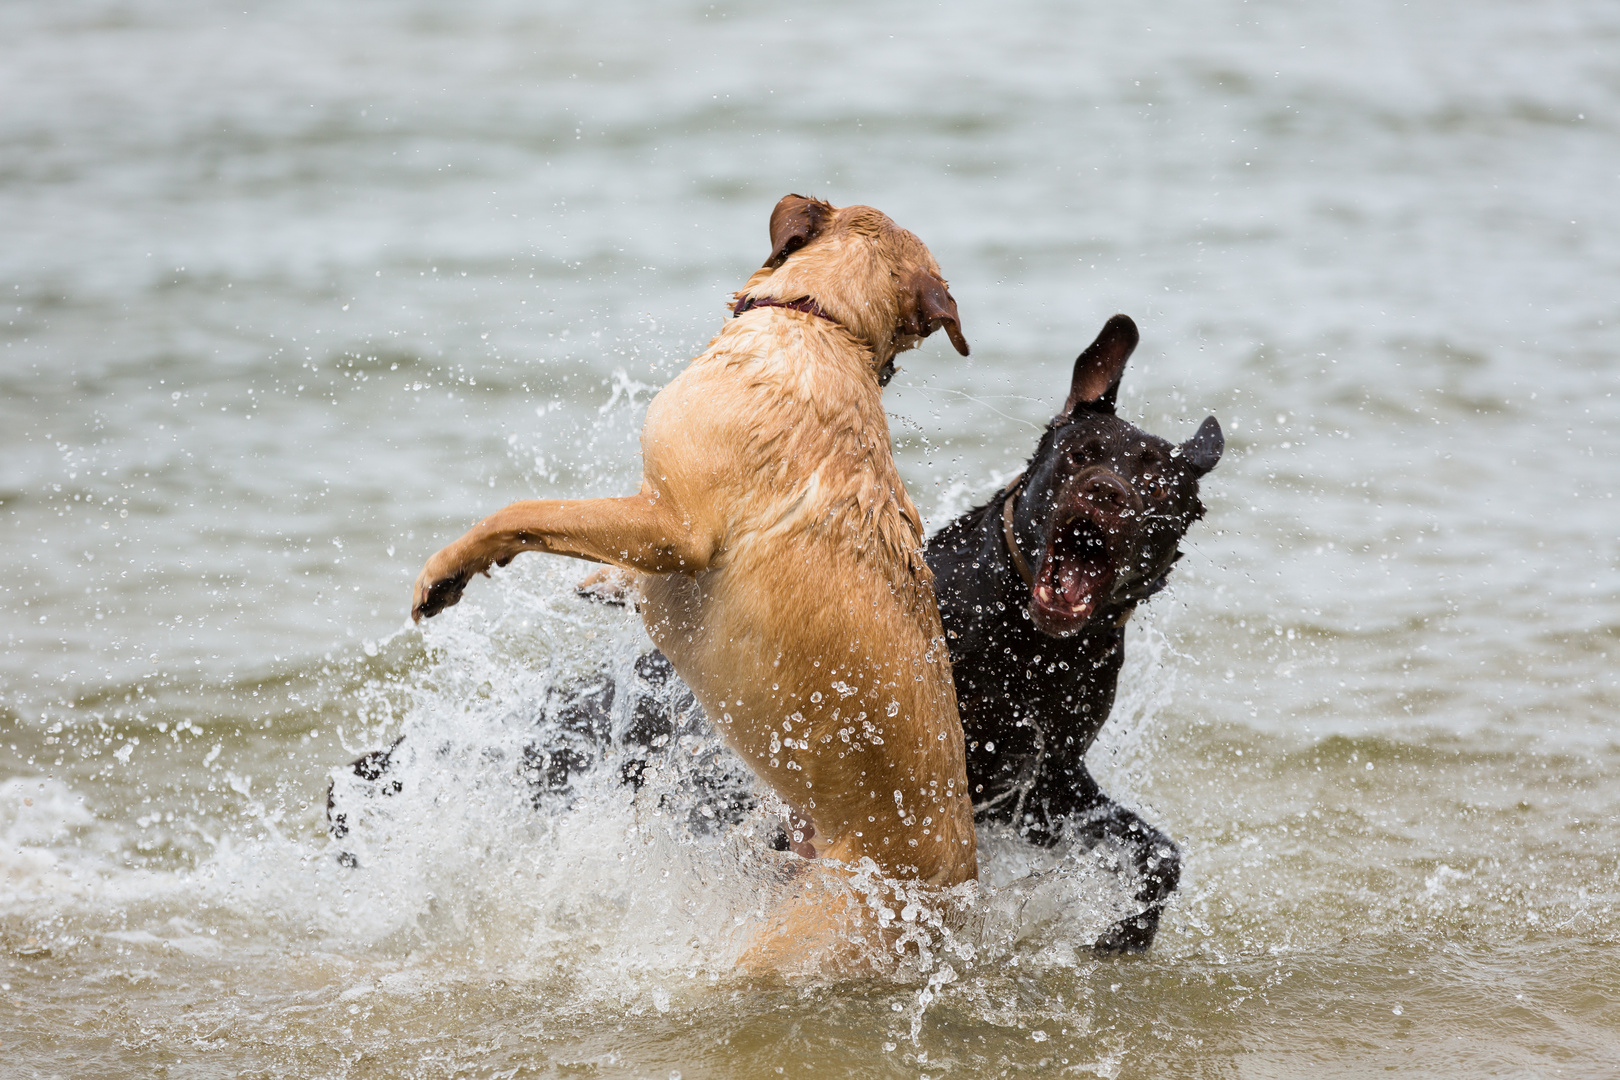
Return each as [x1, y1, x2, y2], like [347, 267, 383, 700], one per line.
[933, 526, 1124, 768]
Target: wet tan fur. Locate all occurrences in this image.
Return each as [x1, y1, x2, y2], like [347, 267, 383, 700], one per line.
[410, 200, 977, 969]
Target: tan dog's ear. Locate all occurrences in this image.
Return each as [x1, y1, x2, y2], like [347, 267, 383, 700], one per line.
[897, 271, 970, 356]
[765, 194, 832, 269]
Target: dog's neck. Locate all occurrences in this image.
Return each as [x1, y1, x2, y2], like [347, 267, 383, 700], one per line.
[731, 294, 839, 324]
[998, 475, 1038, 586]
[732, 294, 899, 385]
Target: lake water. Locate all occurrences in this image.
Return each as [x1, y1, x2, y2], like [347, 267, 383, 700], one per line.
[3, 0, 1618, 1076]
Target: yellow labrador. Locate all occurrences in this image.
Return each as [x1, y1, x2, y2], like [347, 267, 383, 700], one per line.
[412, 196, 976, 968]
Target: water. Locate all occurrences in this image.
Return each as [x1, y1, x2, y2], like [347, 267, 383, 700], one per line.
[3, 0, 1619, 1074]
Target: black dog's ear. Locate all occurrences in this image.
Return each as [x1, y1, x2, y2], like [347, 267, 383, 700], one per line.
[897, 270, 970, 356]
[1179, 415, 1224, 475]
[1064, 314, 1138, 415]
[765, 194, 833, 270]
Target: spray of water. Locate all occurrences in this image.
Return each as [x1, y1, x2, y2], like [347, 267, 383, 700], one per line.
[2, 561, 1166, 1014]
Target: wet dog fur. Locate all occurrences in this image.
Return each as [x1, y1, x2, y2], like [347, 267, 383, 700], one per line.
[347, 315, 1221, 956]
[929, 314, 1222, 951]
[408, 196, 978, 970]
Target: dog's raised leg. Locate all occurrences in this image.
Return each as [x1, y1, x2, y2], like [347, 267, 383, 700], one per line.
[411, 492, 715, 621]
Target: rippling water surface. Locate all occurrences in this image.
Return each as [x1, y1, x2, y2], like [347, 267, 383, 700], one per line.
[4, 1, 1619, 1075]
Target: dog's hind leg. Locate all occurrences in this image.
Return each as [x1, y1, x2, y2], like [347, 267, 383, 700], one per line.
[326, 736, 407, 867]
[736, 864, 895, 977]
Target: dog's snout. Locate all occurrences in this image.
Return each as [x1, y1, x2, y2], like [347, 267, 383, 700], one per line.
[1078, 470, 1138, 511]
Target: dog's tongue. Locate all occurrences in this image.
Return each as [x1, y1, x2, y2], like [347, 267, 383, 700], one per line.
[1054, 552, 1110, 620]
[1033, 538, 1115, 625]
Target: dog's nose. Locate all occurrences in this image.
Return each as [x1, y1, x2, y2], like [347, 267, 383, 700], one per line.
[1079, 471, 1137, 511]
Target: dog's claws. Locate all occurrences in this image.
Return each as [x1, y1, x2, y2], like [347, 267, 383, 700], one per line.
[574, 583, 628, 608]
[411, 568, 471, 622]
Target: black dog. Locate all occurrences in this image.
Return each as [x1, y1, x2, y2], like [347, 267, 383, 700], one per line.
[329, 315, 1220, 952]
[930, 314, 1222, 951]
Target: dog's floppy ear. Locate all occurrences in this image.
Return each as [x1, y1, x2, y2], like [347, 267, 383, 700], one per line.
[1179, 415, 1224, 476]
[897, 270, 970, 356]
[1064, 314, 1138, 415]
[765, 194, 833, 270]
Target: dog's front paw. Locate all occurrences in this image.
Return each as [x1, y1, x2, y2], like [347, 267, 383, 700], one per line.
[574, 566, 633, 607]
[411, 553, 475, 622]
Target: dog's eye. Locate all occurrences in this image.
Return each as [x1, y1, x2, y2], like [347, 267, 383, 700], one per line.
[1070, 437, 1105, 463]
[1142, 473, 1173, 499]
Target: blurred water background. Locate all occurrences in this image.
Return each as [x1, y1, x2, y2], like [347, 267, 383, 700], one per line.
[3, 0, 1618, 1076]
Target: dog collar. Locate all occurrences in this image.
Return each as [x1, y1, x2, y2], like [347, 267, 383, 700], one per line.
[731, 293, 904, 385]
[999, 473, 1036, 587]
[999, 473, 1134, 629]
[731, 294, 839, 324]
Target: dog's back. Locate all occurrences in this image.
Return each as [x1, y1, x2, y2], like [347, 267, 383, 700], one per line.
[637, 227, 973, 887]
[405, 195, 978, 969]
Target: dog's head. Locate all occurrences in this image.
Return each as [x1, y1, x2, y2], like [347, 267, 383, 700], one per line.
[734, 194, 969, 384]
[1010, 315, 1223, 637]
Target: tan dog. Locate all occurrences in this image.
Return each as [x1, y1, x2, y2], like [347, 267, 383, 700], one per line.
[411, 196, 977, 967]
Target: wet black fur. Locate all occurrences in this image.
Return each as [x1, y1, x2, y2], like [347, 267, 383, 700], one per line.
[329, 316, 1220, 953]
[928, 315, 1221, 951]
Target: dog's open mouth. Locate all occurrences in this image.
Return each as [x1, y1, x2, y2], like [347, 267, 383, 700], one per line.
[1030, 514, 1116, 635]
